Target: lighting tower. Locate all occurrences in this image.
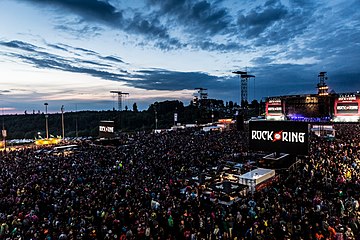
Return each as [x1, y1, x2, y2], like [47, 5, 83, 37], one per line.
[195, 88, 208, 100]
[110, 91, 129, 111]
[44, 103, 49, 139]
[232, 71, 255, 107]
[317, 72, 329, 96]
[2, 108, 6, 150]
[61, 105, 65, 140]
[194, 88, 208, 107]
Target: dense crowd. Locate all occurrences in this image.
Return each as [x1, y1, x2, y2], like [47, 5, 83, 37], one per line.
[0, 124, 359, 239]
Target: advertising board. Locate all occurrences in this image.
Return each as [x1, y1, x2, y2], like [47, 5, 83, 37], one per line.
[266, 98, 283, 116]
[249, 121, 309, 155]
[334, 94, 360, 116]
[99, 121, 115, 138]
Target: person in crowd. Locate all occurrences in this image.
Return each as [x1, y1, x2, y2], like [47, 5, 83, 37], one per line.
[0, 124, 359, 239]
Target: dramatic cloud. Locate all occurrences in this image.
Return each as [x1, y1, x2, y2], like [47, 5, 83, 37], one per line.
[16, 0, 243, 51]
[1, 0, 359, 112]
[16, 0, 358, 54]
[124, 13, 183, 50]
[237, 1, 288, 38]
[149, 0, 232, 35]
[14, 53, 128, 82]
[0, 39, 128, 82]
[127, 69, 221, 90]
[237, 0, 318, 46]
[101, 56, 124, 64]
[0, 40, 40, 52]
[0, 90, 11, 94]
[1, 39, 237, 98]
[21, 0, 183, 50]
[26, 0, 123, 23]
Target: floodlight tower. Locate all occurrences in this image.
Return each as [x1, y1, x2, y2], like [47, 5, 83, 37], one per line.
[61, 105, 65, 140]
[193, 88, 208, 107]
[232, 71, 255, 107]
[317, 72, 329, 96]
[44, 103, 49, 139]
[110, 91, 129, 111]
[195, 88, 208, 100]
[2, 108, 6, 150]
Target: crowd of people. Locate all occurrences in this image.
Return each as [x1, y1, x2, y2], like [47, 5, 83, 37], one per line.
[0, 124, 359, 239]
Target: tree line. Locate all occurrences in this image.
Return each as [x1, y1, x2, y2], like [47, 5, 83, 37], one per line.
[1, 99, 263, 139]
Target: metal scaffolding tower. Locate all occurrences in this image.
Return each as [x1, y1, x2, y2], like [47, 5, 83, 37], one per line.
[317, 72, 329, 96]
[195, 88, 208, 100]
[110, 91, 129, 111]
[193, 88, 208, 107]
[232, 71, 255, 106]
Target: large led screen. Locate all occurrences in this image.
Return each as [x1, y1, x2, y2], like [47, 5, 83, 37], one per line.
[99, 121, 115, 138]
[249, 121, 309, 155]
[336, 103, 359, 114]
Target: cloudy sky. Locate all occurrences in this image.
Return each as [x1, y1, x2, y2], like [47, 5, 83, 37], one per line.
[0, 0, 359, 113]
